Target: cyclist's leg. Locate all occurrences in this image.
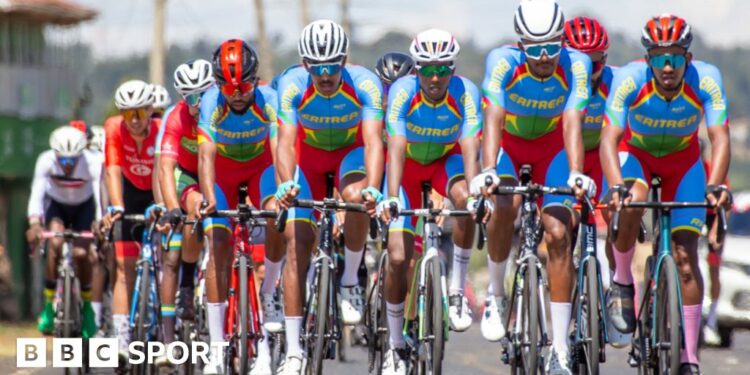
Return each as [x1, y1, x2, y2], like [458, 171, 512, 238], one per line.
[70, 197, 97, 338]
[705, 212, 722, 332]
[257, 165, 286, 335]
[664, 158, 706, 367]
[179, 185, 203, 321]
[38, 209, 65, 334]
[282, 167, 316, 362]
[202, 182, 232, 353]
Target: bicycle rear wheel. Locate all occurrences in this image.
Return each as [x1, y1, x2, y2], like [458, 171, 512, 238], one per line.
[425, 256, 444, 375]
[656, 256, 680, 375]
[367, 252, 388, 374]
[307, 257, 330, 375]
[133, 267, 150, 375]
[521, 258, 539, 375]
[579, 259, 601, 375]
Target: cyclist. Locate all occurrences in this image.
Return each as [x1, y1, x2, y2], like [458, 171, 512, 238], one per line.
[377, 28, 481, 374]
[151, 83, 172, 118]
[472, 1, 594, 372]
[100, 80, 160, 360]
[197, 39, 283, 375]
[153, 59, 215, 368]
[26, 125, 103, 338]
[274, 19, 384, 374]
[375, 51, 416, 111]
[600, 14, 730, 375]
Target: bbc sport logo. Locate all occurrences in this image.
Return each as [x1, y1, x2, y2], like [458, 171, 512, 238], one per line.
[16, 338, 228, 368]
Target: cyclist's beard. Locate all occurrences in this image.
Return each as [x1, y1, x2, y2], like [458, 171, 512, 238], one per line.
[651, 67, 683, 95]
[228, 97, 253, 115]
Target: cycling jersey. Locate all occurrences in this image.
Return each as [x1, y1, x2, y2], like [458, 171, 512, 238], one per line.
[160, 100, 199, 173]
[27, 149, 103, 221]
[104, 115, 160, 191]
[604, 60, 728, 158]
[155, 104, 177, 156]
[482, 46, 591, 209]
[482, 46, 591, 140]
[276, 65, 384, 151]
[386, 75, 482, 165]
[583, 65, 616, 151]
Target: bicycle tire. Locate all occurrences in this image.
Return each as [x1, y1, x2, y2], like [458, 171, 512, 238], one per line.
[62, 269, 74, 338]
[521, 258, 539, 375]
[133, 266, 150, 375]
[376, 253, 389, 375]
[238, 254, 250, 375]
[366, 251, 388, 374]
[271, 331, 286, 374]
[581, 259, 601, 375]
[427, 256, 444, 375]
[180, 319, 194, 375]
[656, 256, 680, 375]
[308, 257, 330, 375]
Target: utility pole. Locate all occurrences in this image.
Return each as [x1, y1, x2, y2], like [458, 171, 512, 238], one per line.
[340, 0, 351, 37]
[253, 0, 273, 80]
[149, 0, 167, 85]
[299, 0, 310, 27]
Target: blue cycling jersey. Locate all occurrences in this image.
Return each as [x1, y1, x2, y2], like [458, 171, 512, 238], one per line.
[582, 65, 616, 150]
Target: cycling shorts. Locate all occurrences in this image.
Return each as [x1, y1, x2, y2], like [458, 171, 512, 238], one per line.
[114, 178, 153, 258]
[44, 196, 96, 232]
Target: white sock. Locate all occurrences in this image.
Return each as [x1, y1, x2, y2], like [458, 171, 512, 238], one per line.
[386, 302, 406, 349]
[550, 302, 572, 353]
[487, 256, 508, 298]
[341, 246, 364, 287]
[256, 326, 271, 363]
[707, 300, 719, 329]
[91, 302, 103, 327]
[261, 257, 283, 294]
[207, 302, 227, 344]
[285, 316, 303, 358]
[112, 314, 130, 347]
[449, 245, 472, 293]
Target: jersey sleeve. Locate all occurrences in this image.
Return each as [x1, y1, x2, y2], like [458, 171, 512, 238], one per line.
[159, 109, 183, 160]
[385, 77, 412, 138]
[104, 118, 123, 167]
[197, 86, 222, 145]
[27, 151, 52, 219]
[604, 63, 641, 128]
[459, 78, 483, 140]
[84, 150, 104, 220]
[154, 106, 173, 156]
[696, 63, 729, 127]
[276, 69, 304, 127]
[481, 48, 515, 108]
[353, 67, 385, 121]
[564, 50, 592, 112]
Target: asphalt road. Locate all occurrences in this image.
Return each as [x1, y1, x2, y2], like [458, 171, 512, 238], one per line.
[3, 325, 748, 374]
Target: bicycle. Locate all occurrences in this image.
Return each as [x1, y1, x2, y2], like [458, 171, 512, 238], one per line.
[365, 243, 389, 374]
[39, 229, 95, 375]
[208, 197, 276, 375]
[611, 179, 729, 375]
[383, 180, 472, 375]
[478, 164, 577, 375]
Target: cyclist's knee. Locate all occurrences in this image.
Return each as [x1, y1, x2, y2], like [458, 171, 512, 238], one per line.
[543, 223, 569, 254]
[162, 249, 180, 272]
[340, 183, 364, 204]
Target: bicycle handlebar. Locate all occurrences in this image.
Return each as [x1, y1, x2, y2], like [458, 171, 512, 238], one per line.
[41, 230, 95, 240]
[276, 198, 378, 239]
[397, 208, 471, 218]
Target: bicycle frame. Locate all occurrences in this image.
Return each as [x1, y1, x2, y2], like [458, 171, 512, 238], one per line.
[224, 215, 262, 349]
[128, 217, 162, 340]
[573, 203, 609, 346]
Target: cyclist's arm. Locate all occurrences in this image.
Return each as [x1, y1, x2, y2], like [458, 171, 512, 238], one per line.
[562, 109, 585, 173]
[480, 49, 512, 171]
[562, 53, 592, 174]
[27, 152, 51, 224]
[152, 154, 164, 205]
[481, 104, 506, 170]
[700, 64, 731, 186]
[276, 123, 297, 183]
[460, 80, 483, 184]
[362, 118, 384, 190]
[87, 152, 104, 221]
[159, 116, 182, 210]
[386, 135, 406, 198]
[105, 165, 125, 208]
[706, 126, 730, 186]
[197, 140, 217, 207]
[159, 157, 180, 210]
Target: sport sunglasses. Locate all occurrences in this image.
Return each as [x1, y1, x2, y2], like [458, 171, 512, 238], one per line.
[184, 92, 202, 107]
[523, 41, 562, 60]
[57, 156, 79, 168]
[122, 108, 148, 123]
[220, 81, 254, 97]
[648, 54, 687, 69]
[418, 65, 454, 78]
[306, 62, 343, 76]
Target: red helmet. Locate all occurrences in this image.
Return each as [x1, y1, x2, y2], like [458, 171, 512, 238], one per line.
[641, 14, 692, 50]
[564, 17, 609, 53]
[212, 39, 259, 85]
[69, 120, 92, 140]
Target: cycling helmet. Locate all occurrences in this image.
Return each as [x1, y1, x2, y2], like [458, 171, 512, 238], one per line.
[68, 120, 92, 140]
[564, 16, 610, 53]
[50, 126, 87, 157]
[641, 14, 692, 50]
[409, 29, 460, 67]
[114, 80, 154, 110]
[514, 0, 565, 42]
[173, 59, 214, 96]
[212, 39, 259, 85]
[89, 125, 105, 152]
[375, 52, 416, 85]
[151, 84, 172, 110]
[298, 19, 349, 62]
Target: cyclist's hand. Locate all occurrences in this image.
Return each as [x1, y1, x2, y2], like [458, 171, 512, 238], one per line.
[377, 197, 401, 223]
[432, 192, 446, 227]
[26, 223, 43, 248]
[198, 199, 215, 217]
[101, 206, 124, 231]
[361, 186, 383, 218]
[145, 204, 165, 223]
[275, 180, 301, 210]
[607, 185, 631, 212]
[706, 184, 731, 210]
[468, 197, 494, 224]
[471, 170, 500, 197]
[568, 171, 597, 200]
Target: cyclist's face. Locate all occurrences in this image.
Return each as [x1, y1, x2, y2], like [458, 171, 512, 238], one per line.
[121, 106, 153, 136]
[305, 57, 346, 96]
[224, 88, 255, 113]
[417, 62, 453, 103]
[520, 37, 562, 79]
[647, 46, 691, 91]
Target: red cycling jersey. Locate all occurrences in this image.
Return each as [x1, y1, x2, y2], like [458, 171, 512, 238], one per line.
[104, 115, 160, 191]
[160, 100, 199, 173]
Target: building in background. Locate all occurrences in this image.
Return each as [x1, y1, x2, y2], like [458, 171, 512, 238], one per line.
[0, 0, 96, 318]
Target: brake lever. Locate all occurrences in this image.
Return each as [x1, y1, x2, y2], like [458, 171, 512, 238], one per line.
[275, 209, 288, 233]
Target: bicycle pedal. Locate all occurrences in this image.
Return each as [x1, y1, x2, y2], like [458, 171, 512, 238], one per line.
[501, 349, 510, 365]
[627, 352, 640, 367]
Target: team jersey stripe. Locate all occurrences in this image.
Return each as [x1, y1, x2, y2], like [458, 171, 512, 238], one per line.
[298, 84, 318, 111]
[445, 94, 462, 120]
[250, 101, 270, 123]
[338, 81, 363, 108]
[552, 64, 569, 91]
[630, 81, 657, 109]
[681, 83, 703, 111]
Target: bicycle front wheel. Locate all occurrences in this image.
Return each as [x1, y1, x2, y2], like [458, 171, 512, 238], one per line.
[425, 256, 444, 375]
[237, 254, 250, 375]
[656, 256, 681, 375]
[307, 257, 330, 375]
[521, 257, 539, 375]
[133, 267, 150, 375]
[580, 258, 601, 375]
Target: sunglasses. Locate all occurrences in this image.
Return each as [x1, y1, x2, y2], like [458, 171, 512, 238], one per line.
[648, 53, 687, 69]
[122, 108, 148, 123]
[307, 62, 343, 76]
[523, 41, 562, 60]
[220, 81, 254, 97]
[57, 156, 78, 168]
[184, 92, 202, 107]
[418, 64, 454, 78]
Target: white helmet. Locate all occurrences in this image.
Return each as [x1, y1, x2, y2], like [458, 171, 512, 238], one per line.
[151, 84, 172, 110]
[173, 59, 214, 97]
[298, 19, 349, 62]
[514, 0, 565, 42]
[114, 80, 154, 110]
[89, 125, 105, 152]
[409, 28, 460, 67]
[50, 126, 87, 157]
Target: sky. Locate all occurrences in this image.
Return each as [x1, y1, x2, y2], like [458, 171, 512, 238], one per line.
[73, 0, 750, 60]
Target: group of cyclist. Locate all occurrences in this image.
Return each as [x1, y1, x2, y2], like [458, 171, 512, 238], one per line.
[26, 0, 731, 374]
